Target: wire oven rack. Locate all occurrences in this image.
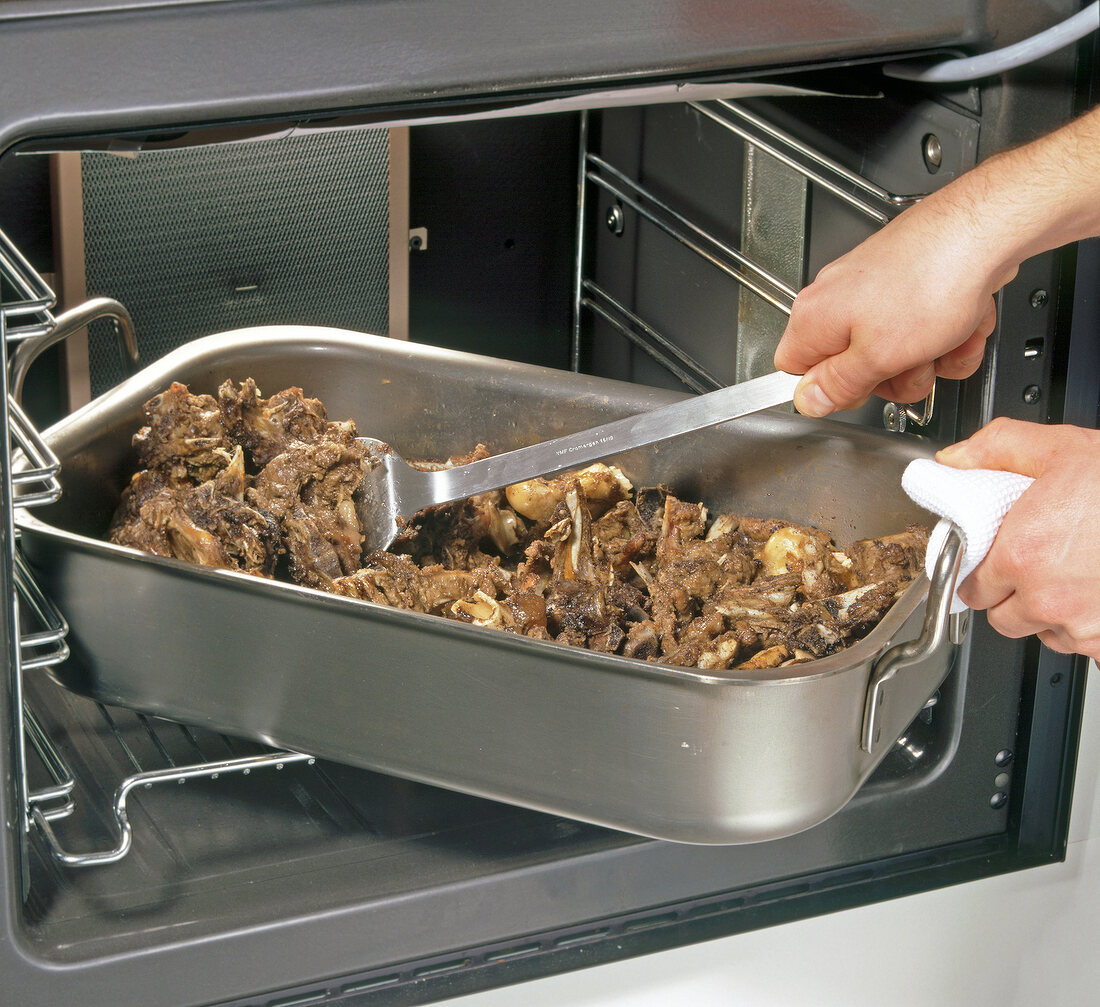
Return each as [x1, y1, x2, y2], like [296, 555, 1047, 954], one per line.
[1, 227, 316, 869]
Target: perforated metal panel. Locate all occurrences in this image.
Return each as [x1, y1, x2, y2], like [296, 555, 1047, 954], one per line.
[80, 128, 391, 397]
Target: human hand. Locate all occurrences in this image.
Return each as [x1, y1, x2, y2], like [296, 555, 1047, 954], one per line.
[774, 105, 1100, 419]
[937, 418, 1100, 660]
[773, 191, 1014, 417]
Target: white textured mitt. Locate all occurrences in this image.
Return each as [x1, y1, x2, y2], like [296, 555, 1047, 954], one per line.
[901, 458, 1035, 614]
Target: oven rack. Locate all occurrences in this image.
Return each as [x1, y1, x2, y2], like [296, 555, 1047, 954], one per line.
[0, 231, 320, 870]
[573, 99, 934, 419]
[26, 693, 316, 867]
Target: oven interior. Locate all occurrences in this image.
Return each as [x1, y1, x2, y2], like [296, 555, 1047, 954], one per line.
[1, 20, 1095, 1006]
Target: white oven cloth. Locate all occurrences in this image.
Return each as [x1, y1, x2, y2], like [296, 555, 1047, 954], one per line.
[901, 458, 1034, 614]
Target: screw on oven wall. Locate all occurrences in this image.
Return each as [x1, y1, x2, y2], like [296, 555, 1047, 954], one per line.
[409, 226, 428, 251]
[606, 203, 625, 236]
[995, 749, 1013, 766]
[1029, 288, 1049, 308]
[989, 791, 1008, 810]
[922, 133, 942, 173]
[1022, 384, 1042, 404]
[882, 401, 907, 432]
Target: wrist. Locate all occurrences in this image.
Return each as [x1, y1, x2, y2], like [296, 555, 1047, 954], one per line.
[952, 106, 1100, 275]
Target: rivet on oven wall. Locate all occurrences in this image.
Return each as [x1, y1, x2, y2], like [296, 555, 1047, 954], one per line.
[606, 203, 625, 236]
[994, 772, 1011, 789]
[1022, 384, 1042, 404]
[409, 226, 428, 251]
[922, 133, 943, 173]
[1029, 288, 1049, 309]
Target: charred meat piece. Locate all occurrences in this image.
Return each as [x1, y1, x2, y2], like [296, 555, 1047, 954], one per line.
[332, 551, 494, 616]
[110, 447, 279, 575]
[405, 491, 524, 570]
[541, 481, 625, 651]
[593, 500, 658, 575]
[218, 378, 331, 468]
[783, 581, 900, 658]
[133, 382, 235, 483]
[389, 445, 524, 565]
[332, 552, 447, 610]
[247, 429, 366, 589]
[108, 467, 183, 544]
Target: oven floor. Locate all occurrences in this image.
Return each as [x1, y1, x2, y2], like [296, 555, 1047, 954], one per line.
[18, 641, 1007, 972]
[21, 671, 637, 959]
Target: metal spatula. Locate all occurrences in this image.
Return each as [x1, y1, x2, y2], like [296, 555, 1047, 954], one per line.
[356, 368, 801, 552]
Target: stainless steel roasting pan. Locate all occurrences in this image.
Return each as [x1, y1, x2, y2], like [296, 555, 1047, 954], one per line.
[14, 326, 963, 845]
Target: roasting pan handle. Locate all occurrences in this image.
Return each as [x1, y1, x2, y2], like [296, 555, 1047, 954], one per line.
[8, 296, 140, 405]
[860, 522, 965, 754]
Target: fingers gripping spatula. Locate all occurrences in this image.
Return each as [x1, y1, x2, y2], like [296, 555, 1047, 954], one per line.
[357, 369, 801, 552]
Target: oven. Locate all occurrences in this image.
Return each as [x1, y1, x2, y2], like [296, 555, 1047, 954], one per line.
[0, 2, 1097, 1004]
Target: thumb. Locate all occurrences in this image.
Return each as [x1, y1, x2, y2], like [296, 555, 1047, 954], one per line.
[792, 351, 879, 418]
[935, 418, 1052, 478]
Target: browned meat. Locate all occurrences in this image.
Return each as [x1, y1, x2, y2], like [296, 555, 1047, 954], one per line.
[109, 379, 927, 672]
[592, 500, 657, 574]
[218, 378, 330, 468]
[623, 619, 661, 661]
[502, 590, 549, 636]
[849, 527, 930, 585]
[784, 581, 900, 658]
[247, 430, 366, 589]
[110, 447, 279, 575]
[133, 382, 235, 483]
[540, 481, 629, 651]
[331, 552, 439, 610]
[108, 467, 180, 541]
[398, 491, 523, 571]
[113, 380, 366, 591]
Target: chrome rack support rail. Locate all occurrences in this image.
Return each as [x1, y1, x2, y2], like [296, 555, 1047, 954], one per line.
[9, 400, 61, 508]
[585, 151, 799, 315]
[691, 100, 924, 223]
[0, 227, 55, 341]
[0, 244, 73, 842]
[573, 101, 937, 425]
[23, 705, 75, 822]
[14, 550, 68, 671]
[580, 279, 724, 394]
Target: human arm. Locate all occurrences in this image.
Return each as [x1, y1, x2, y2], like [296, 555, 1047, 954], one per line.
[773, 103, 1100, 417]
